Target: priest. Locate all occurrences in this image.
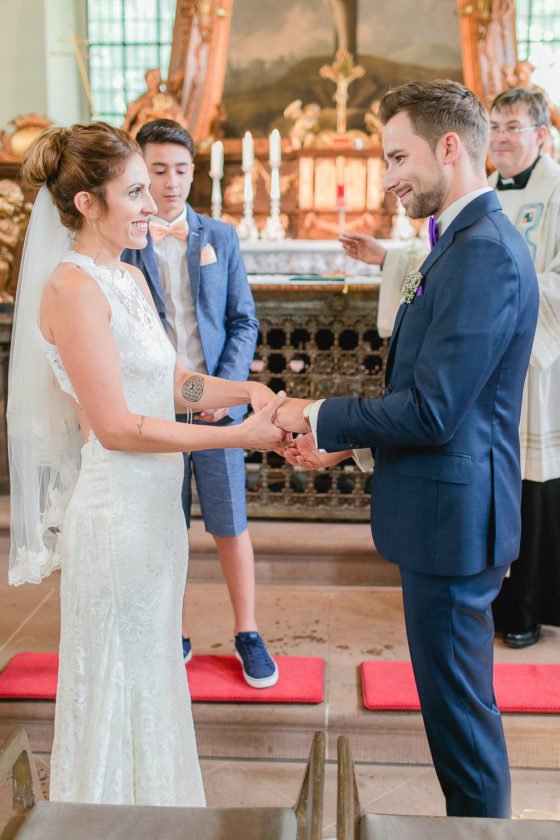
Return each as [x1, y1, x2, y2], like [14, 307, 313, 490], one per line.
[489, 87, 560, 649]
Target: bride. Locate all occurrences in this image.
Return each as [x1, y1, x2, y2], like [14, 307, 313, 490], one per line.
[7, 122, 286, 806]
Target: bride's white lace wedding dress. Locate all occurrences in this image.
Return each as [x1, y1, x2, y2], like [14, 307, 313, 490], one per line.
[42, 251, 205, 806]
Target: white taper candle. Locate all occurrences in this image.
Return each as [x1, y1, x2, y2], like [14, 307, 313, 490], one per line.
[242, 131, 254, 168]
[269, 128, 281, 165]
[210, 140, 224, 178]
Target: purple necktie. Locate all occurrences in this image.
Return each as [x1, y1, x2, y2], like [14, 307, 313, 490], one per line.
[428, 216, 439, 249]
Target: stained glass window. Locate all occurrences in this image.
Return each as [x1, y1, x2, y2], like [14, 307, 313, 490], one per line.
[516, 0, 560, 102]
[87, 0, 176, 125]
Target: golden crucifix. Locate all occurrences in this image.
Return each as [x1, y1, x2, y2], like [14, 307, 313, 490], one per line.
[319, 49, 365, 134]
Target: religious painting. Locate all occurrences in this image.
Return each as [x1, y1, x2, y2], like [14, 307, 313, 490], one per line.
[222, 0, 463, 138]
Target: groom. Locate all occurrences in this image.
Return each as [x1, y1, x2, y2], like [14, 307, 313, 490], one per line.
[275, 80, 539, 817]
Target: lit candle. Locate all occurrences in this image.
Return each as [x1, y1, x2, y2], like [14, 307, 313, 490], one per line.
[242, 131, 254, 169]
[269, 128, 281, 165]
[210, 140, 224, 178]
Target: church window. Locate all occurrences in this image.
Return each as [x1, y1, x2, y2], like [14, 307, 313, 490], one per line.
[516, 0, 560, 102]
[87, 0, 175, 125]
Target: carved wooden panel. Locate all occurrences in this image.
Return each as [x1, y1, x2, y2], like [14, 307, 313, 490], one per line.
[243, 286, 387, 521]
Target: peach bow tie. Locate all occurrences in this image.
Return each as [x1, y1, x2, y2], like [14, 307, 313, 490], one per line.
[149, 218, 189, 245]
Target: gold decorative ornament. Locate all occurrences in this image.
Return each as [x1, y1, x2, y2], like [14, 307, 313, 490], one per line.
[0, 180, 32, 300]
[0, 114, 53, 163]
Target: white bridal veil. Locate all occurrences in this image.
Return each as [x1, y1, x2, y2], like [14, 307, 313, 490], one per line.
[7, 185, 82, 585]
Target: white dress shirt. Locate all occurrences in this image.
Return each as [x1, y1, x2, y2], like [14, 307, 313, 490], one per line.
[151, 208, 207, 373]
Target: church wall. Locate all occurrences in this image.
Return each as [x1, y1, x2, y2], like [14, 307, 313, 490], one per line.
[0, 0, 87, 130]
[0, 0, 47, 127]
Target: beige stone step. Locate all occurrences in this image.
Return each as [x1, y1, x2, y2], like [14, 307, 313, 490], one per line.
[0, 497, 399, 587]
[1, 686, 558, 770]
[188, 519, 399, 586]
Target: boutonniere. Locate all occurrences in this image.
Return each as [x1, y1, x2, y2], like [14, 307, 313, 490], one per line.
[402, 270, 424, 304]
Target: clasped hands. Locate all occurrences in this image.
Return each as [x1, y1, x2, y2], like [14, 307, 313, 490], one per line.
[272, 397, 350, 470]
[247, 384, 348, 470]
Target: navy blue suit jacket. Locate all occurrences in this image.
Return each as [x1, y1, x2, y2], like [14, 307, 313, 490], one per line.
[123, 205, 258, 421]
[317, 192, 539, 576]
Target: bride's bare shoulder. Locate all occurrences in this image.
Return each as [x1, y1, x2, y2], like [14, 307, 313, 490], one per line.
[44, 262, 102, 299]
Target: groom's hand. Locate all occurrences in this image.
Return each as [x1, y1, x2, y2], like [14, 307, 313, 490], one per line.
[283, 433, 351, 471]
[272, 397, 313, 434]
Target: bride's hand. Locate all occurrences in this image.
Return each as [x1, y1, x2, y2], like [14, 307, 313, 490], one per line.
[248, 381, 276, 413]
[240, 392, 288, 452]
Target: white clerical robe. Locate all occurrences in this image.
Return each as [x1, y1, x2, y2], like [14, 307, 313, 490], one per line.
[489, 154, 560, 482]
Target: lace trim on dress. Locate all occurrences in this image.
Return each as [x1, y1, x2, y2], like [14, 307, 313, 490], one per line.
[37, 330, 79, 402]
[60, 252, 160, 332]
[11, 546, 61, 586]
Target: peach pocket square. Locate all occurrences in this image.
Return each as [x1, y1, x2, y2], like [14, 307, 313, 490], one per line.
[200, 243, 218, 266]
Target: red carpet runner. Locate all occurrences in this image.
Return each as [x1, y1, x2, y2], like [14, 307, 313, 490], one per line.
[361, 660, 560, 713]
[0, 652, 324, 704]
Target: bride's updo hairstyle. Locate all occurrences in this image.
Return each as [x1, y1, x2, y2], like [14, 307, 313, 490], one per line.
[21, 122, 140, 231]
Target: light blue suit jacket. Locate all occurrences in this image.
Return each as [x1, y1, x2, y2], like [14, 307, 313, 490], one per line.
[317, 192, 539, 576]
[123, 205, 258, 421]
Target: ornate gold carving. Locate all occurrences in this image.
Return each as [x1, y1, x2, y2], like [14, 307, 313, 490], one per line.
[0, 180, 31, 301]
[121, 68, 188, 136]
[283, 101, 322, 151]
[457, 0, 517, 106]
[0, 115, 52, 163]
[459, 0, 493, 40]
[167, 0, 234, 142]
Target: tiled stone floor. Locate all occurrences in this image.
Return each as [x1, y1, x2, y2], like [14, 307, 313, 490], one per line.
[1, 511, 560, 836]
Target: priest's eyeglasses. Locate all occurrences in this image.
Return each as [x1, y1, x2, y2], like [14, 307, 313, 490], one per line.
[489, 124, 539, 137]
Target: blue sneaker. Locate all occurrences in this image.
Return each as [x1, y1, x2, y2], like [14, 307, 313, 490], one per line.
[182, 637, 193, 664]
[235, 632, 279, 688]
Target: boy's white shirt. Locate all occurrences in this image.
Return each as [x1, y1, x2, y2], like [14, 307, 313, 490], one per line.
[151, 207, 207, 373]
